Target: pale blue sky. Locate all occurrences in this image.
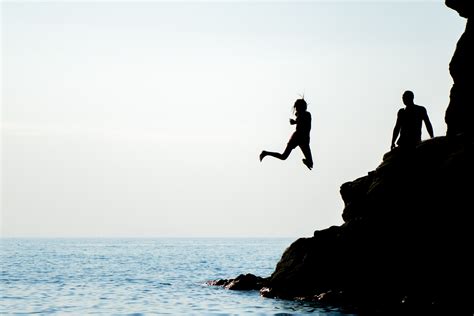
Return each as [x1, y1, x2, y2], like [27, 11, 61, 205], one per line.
[1, 1, 465, 237]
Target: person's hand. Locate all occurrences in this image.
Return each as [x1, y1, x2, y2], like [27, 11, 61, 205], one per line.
[289, 119, 296, 125]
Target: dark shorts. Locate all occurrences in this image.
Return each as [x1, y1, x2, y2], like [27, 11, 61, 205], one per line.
[396, 136, 421, 148]
[288, 132, 310, 149]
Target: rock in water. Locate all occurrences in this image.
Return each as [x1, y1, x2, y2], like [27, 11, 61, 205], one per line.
[207, 274, 267, 291]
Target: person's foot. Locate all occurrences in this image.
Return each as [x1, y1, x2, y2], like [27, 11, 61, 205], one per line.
[259, 151, 266, 162]
[302, 159, 313, 170]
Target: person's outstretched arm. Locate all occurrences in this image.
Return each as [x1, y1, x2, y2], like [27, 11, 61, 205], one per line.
[423, 109, 434, 138]
[391, 111, 401, 149]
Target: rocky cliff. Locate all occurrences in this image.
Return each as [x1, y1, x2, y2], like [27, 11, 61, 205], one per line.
[445, 0, 473, 137]
[209, 136, 473, 313]
[209, 1, 474, 313]
[260, 136, 473, 312]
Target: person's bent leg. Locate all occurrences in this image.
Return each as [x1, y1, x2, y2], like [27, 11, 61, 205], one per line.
[260, 144, 293, 161]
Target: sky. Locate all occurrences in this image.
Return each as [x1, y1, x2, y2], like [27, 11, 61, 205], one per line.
[1, 1, 466, 238]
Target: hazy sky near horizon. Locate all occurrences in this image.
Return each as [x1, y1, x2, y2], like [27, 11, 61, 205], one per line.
[1, 1, 465, 237]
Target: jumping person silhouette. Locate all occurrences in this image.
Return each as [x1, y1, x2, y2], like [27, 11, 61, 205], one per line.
[391, 90, 434, 150]
[260, 98, 313, 170]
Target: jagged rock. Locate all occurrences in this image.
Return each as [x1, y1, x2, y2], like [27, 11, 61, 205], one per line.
[211, 136, 473, 313]
[208, 2, 474, 313]
[445, 0, 474, 137]
[340, 173, 374, 221]
[263, 136, 474, 312]
[206, 279, 229, 287]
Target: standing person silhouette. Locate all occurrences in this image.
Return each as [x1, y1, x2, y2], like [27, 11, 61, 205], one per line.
[260, 98, 313, 170]
[391, 90, 434, 150]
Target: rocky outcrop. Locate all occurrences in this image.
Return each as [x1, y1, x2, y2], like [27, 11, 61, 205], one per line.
[445, 0, 474, 137]
[209, 1, 474, 313]
[209, 136, 473, 312]
[261, 136, 474, 313]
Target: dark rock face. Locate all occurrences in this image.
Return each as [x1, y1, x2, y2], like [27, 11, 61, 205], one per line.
[446, 0, 473, 18]
[262, 137, 474, 312]
[208, 137, 473, 312]
[208, 2, 474, 313]
[445, 0, 474, 137]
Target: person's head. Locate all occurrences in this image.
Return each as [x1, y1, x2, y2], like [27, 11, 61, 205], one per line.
[293, 98, 307, 114]
[402, 90, 414, 106]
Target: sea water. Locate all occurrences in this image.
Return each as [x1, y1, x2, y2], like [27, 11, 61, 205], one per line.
[1, 238, 356, 315]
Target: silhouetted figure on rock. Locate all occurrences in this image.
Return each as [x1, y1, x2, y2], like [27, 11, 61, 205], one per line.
[260, 98, 313, 170]
[391, 90, 434, 150]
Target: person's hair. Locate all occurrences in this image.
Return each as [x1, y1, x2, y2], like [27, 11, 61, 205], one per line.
[293, 98, 307, 114]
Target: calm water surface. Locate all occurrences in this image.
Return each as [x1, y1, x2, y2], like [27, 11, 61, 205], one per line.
[1, 238, 356, 315]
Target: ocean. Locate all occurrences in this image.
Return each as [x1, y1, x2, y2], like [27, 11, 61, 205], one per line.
[1, 238, 356, 315]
